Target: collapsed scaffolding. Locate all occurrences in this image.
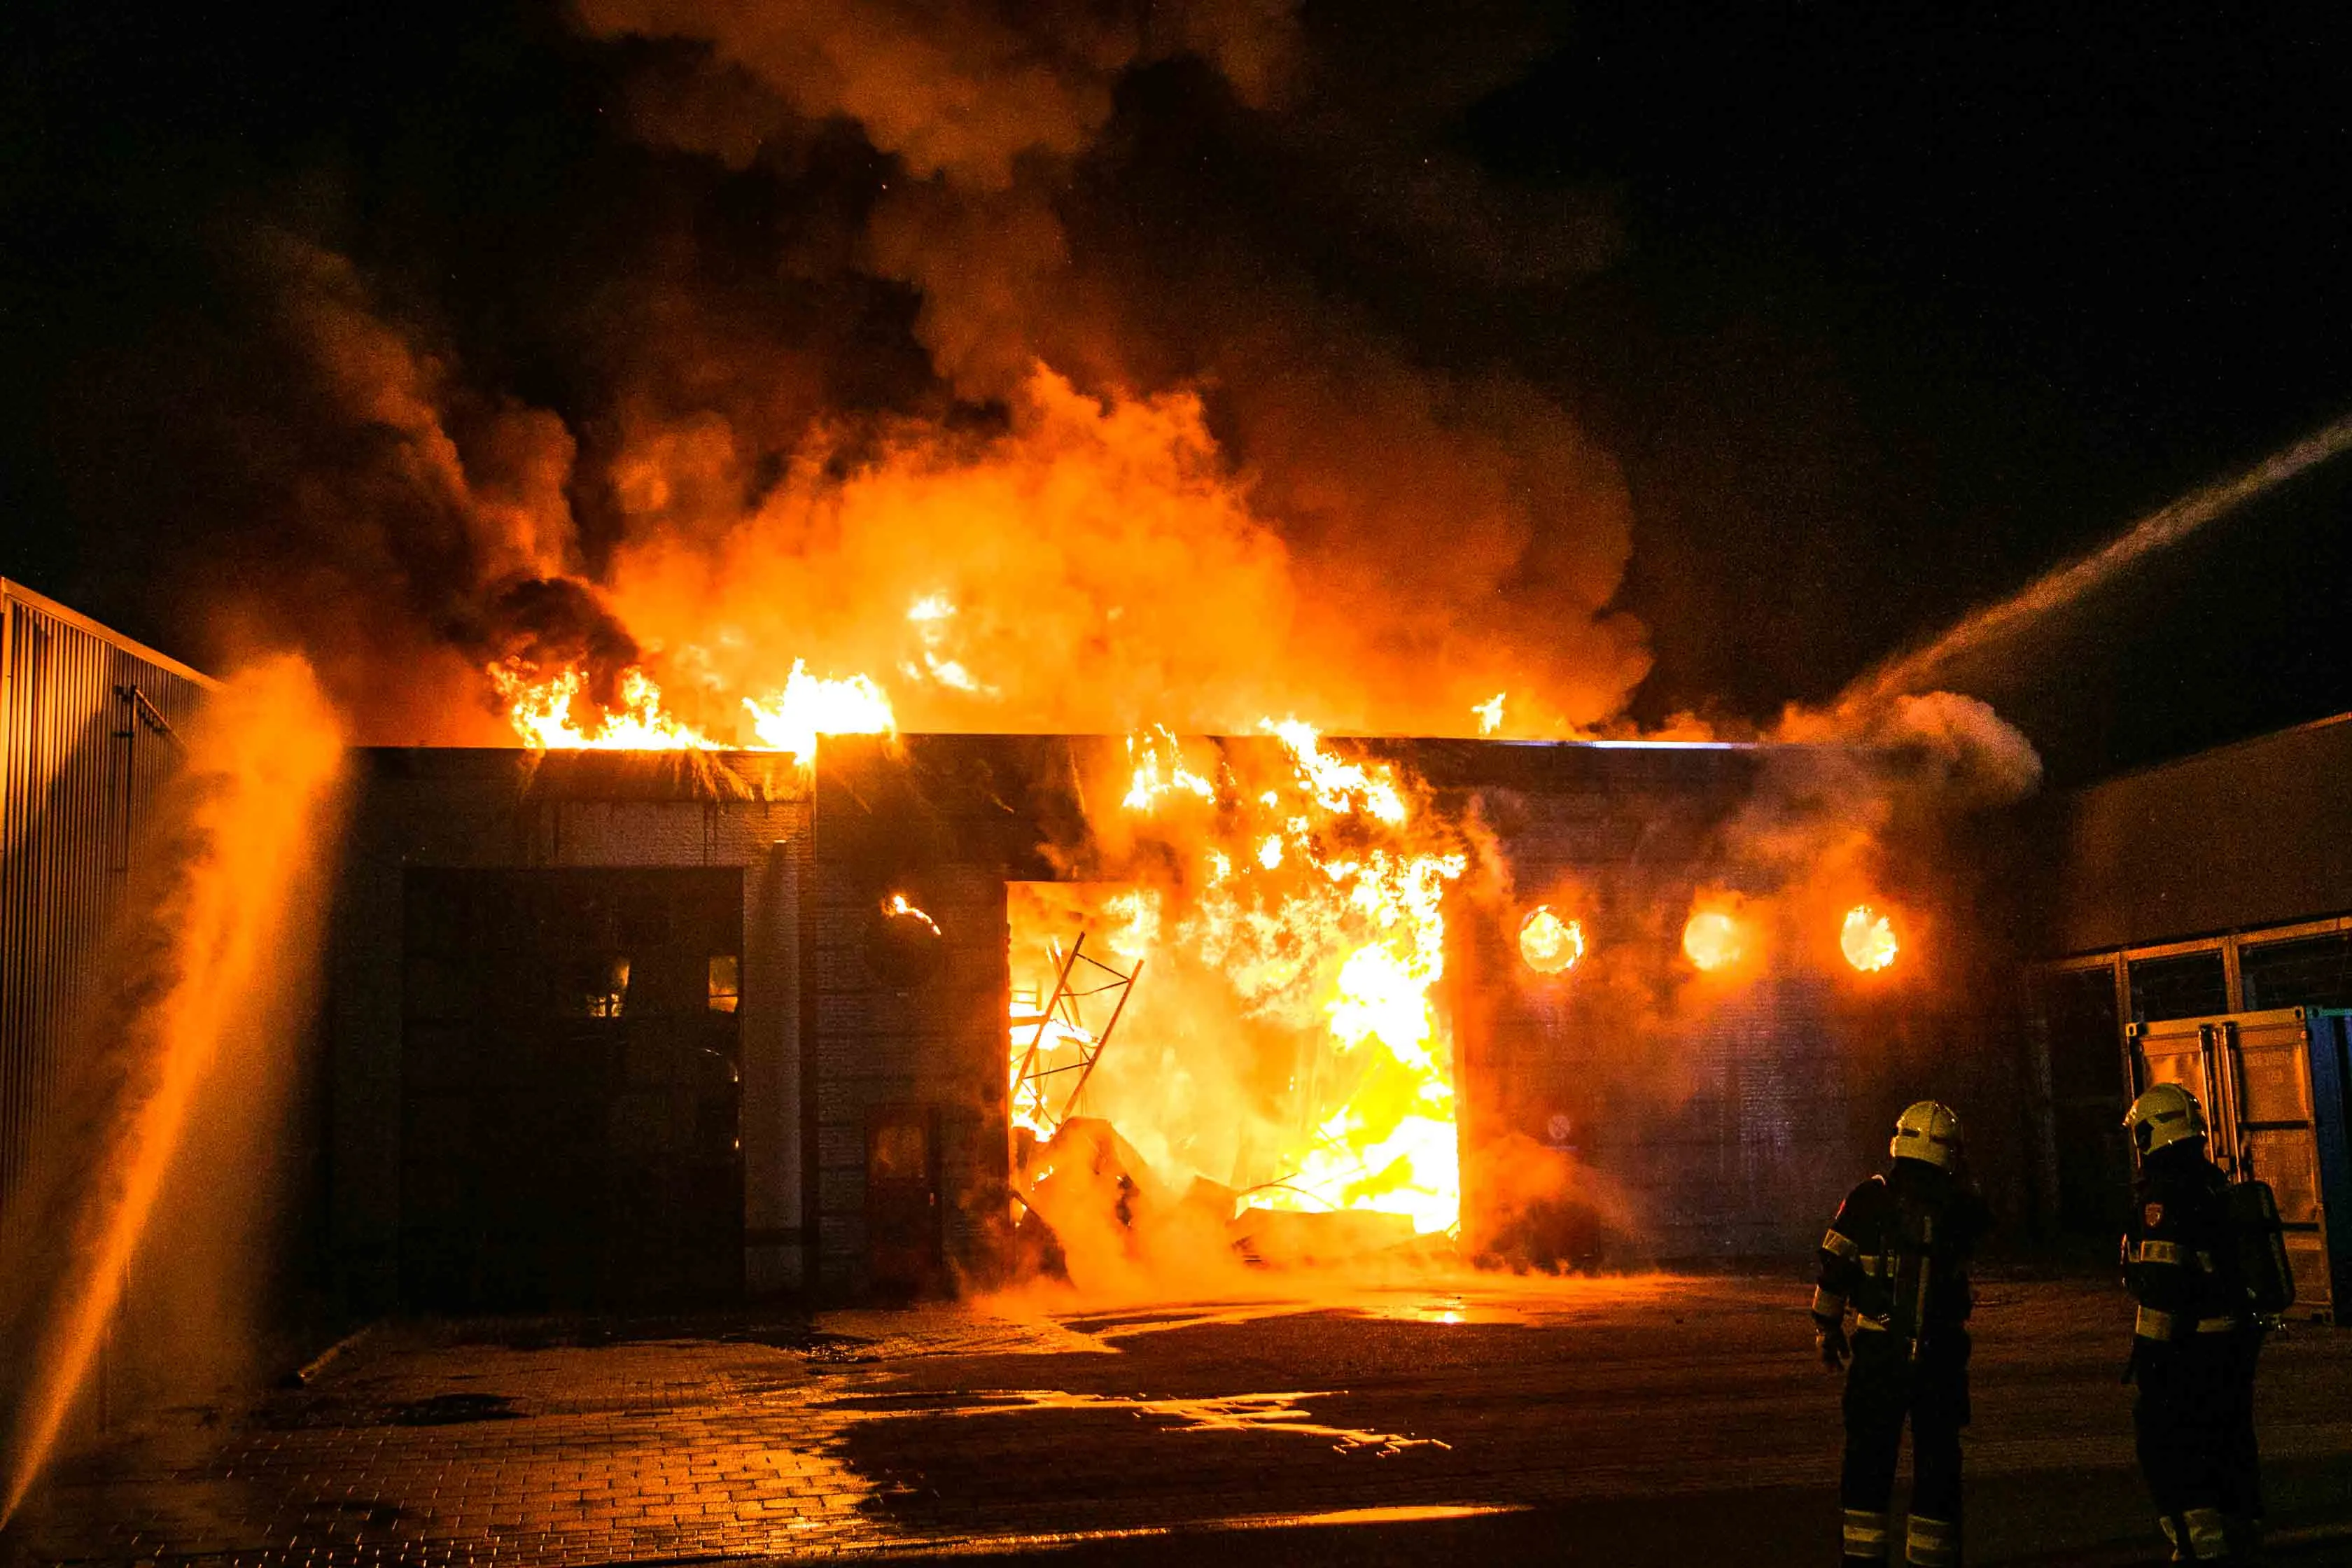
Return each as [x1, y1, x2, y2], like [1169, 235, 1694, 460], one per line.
[1007, 927, 1426, 1277]
[1009, 933, 1138, 1139]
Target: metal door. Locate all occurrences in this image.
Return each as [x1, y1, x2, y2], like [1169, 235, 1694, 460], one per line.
[2129, 1009, 2334, 1314]
[864, 1103, 944, 1294]
[2230, 1011, 2331, 1312]
[400, 867, 746, 1311]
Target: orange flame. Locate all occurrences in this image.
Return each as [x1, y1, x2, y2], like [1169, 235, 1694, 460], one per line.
[490, 656, 892, 761]
[1122, 724, 1216, 812]
[1682, 905, 1747, 973]
[741, 662, 895, 760]
[491, 662, 715, 750]
[883, 892, 941, 934]
[1840, 904, 1898, 972]
[1518, 906, 1585, 975]
[1056, 723, 1466, 1236]
[1008, 728, 1466, 1238]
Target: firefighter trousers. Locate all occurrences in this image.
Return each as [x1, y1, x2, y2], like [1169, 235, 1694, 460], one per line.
[2132, 1332, 2263, 1561]
[1841, 1331, 1970, 1566]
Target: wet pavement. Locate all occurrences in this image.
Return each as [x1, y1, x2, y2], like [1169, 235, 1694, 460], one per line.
[8, 1275, 2352, 1566]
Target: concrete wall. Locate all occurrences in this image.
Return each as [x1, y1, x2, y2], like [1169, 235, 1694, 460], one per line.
[1426, 742, 1876, 1259]
[323, 750, 810, 1309]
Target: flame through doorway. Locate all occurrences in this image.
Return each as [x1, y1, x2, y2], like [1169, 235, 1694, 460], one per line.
[1005, 870, 1462, 1262]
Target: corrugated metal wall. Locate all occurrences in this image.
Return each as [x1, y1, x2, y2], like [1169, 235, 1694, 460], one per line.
[0, 581, 216, 1217]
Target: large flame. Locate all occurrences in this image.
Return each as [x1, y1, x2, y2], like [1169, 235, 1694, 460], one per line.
[491, 655, 892, 760]
[1011, 726, 1466, 1238]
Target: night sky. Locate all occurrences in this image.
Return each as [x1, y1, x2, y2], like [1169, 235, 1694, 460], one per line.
[3, 0, 2347, 783]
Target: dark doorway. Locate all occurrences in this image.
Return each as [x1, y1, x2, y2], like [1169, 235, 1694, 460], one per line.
[864, 1103, 944, 1296]
[2039, 964, 2132, 1236]
[400, 867, 745, 1311]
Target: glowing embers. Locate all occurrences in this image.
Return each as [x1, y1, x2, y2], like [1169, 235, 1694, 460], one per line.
[1518, 906, 1585, 976]
[1841, 904, 1900, 973]
[1681, 905, 1748, 974]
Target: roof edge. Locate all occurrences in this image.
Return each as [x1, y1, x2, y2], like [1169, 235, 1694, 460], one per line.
[2, 579, 223, 690]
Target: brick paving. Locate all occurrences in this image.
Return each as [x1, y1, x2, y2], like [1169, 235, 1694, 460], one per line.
[7, 1276, 2352, 1566]
[7, 1306, 1116, 1566]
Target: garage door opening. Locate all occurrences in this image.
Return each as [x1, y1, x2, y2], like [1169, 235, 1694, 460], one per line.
[1004, 878, 1461, 1275]
[400, 867, 745, 1311]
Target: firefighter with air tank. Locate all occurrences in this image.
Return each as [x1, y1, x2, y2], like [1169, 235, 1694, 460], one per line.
[2122, 1082, 2280, 1564]
[1812, 1101, 1991, 1567]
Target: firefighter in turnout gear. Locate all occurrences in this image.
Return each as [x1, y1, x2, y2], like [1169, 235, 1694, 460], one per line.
[2123, 1084, 2265, 1563]
[1813, 1101, 1991, 1567]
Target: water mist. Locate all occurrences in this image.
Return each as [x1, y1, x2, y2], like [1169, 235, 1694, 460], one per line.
[0, 655, 344, 1527]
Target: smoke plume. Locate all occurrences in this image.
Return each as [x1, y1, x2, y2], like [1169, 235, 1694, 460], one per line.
[55, 2, 1646, 745]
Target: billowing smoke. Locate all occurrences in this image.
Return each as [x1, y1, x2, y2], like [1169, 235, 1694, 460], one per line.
[558, 0, 1645, 738]
[67, 2, 1645, 745]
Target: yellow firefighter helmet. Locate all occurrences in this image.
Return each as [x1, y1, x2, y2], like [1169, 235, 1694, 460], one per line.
[1889, 1100, 1963, 1169]
[2124, 1082, 2208, 1159]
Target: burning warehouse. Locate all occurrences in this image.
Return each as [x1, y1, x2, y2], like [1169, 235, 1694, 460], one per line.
[15, 0, 2352, 1556]
[314, 721, 2023, 1310]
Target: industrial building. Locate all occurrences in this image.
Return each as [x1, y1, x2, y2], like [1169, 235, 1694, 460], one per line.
[0, 580, 216, 1218]
[2034, 711, 2352, 1315]
[0, 582, 2159, 1319]
[315, 734, 2024, 1310]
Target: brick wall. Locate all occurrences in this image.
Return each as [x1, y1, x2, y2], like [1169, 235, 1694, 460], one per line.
[806, 736, 1072, 1295]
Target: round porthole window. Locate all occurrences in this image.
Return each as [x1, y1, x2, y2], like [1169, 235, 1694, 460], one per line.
[867, 892, 946, 986]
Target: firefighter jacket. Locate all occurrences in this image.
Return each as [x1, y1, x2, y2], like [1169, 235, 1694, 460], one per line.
[1813, 1161, 1989, 1347]
[2125, 1151, 2247, 1345]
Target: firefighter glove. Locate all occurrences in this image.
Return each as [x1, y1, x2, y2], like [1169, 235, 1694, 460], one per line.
[1816, 1318, 1849, 1373]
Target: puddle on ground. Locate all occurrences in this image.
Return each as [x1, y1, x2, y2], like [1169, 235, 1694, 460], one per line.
[386, 1392, 523, 1426]
[1018, 1274, 1692, 1342]
[819, 1386, 1449, 1455]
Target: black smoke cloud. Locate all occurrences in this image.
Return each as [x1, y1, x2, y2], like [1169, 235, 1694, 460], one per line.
[14, 0, 1648, 741]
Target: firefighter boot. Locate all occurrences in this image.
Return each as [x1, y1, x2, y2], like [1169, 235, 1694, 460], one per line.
[2179, 1506, 2233, 1564]
[1905, 1514, 1959, 1567]
[1842, 1507, 1892, 1564]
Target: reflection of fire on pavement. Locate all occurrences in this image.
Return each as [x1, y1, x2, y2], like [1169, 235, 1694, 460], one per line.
[826, 1387, 1450, 1457]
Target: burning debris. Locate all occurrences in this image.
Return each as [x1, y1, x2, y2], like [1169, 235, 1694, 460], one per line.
[1000, 723, 1472, 1287]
